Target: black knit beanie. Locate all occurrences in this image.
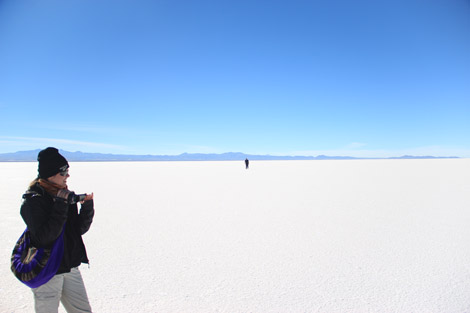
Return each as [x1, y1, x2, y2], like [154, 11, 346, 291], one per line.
[37, 147, 69, 178]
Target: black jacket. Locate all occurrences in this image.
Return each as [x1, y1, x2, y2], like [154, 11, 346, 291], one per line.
[20, 182, 94, 274]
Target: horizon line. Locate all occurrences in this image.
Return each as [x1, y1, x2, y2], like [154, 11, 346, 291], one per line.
[0, 149, 463, 161]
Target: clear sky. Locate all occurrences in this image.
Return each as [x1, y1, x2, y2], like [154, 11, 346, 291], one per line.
[1, 0, 469, 157]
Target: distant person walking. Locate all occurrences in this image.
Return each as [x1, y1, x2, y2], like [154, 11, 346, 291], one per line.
[245, 158, 249, 169]
[19, 147, 94, 313]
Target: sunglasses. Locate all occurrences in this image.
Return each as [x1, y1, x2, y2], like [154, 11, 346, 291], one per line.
[59, 165, 69, 177]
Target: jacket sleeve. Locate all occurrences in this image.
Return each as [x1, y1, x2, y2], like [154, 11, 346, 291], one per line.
[78, 199, 94, 235]
[20, 195, 68, 247]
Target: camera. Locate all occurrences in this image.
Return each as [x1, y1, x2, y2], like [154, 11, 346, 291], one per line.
[68, 193, 87, 204]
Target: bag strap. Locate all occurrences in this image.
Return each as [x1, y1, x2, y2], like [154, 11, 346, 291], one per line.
[22, 191, 42, 200]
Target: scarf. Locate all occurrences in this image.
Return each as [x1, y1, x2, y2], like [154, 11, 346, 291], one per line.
[29, 178, 68, 196]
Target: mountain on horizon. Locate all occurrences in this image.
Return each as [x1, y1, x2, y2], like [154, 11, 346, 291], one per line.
[0, 149, 460, 162]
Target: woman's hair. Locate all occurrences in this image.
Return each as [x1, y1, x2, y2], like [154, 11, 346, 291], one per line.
[29, 178, 39, 189]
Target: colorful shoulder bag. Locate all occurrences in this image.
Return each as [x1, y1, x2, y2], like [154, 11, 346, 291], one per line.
[11, 228, 64, 288]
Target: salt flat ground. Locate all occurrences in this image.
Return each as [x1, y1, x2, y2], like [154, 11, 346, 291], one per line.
[1, 159, 469, 313]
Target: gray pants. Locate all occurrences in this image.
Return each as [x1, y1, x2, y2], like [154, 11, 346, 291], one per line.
[32, 267, 92, 313]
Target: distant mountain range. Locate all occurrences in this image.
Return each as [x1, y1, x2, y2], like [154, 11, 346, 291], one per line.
[0, 149, 460, 162]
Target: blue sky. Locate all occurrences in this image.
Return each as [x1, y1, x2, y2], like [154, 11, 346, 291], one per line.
[1, 0, 469, 157]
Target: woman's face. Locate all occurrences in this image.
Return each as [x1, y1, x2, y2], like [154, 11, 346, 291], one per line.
[47, 169, 69, 188]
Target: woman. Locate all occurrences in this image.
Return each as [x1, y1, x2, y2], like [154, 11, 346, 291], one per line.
[20, 147, 94, 313]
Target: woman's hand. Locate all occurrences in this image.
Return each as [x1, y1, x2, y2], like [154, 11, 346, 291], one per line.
[56, 189, 72, 201]
[79, 193, 93, 204]
[83, 193, 94, 202]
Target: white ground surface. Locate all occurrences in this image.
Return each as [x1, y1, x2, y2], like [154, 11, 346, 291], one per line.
[1, 159, 469, 313]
